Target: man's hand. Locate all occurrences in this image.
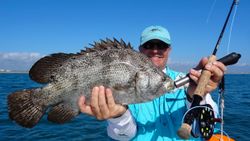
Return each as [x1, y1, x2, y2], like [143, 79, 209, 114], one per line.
[187, 57, 227, 97]
[78, 86, 127, 120]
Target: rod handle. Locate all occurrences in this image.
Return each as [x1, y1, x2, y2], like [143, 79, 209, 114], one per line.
[193, 55, 217, 97]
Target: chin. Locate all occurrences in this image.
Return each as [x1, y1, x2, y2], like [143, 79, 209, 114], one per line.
[154, 64, 164, 70]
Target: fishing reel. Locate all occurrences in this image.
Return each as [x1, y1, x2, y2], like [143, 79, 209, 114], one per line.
[181, 104, 221, 140]
[176, 51, 241, 140]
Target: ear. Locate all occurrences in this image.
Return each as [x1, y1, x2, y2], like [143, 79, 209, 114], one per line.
[168, 46, 172, 50]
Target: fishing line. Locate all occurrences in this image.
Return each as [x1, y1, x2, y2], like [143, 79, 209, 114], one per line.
[206, 0, 217, 23]
[218, 76, 225, 141]
[227, 2, 239, 54]
[217, 92, 225, 140]
[178, 0, 239, 139]
[221, 1, 238, 139]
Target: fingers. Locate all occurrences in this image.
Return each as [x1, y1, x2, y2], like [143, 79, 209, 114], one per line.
[106, 88, 116, 109]
[90, 86, 102, 119]
[205, 61, 226, 73]
[189, 58, 227, 94]
[98, 86, 110, 119]
[189, 68, 217, 94]
[192, 57, 226, 82]
[190, 62, 225, 82]
[78, 96, 93, 116]
[189, 68, 200, 84]
[204, 61, 226, 82]
[213, 61, 227, 72]
[79, 86, 127, 120]
[90, 86, 113, 120]
[106, 88, 127, 118]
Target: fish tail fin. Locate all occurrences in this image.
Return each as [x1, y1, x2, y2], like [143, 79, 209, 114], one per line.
[8, 89, 47, 128]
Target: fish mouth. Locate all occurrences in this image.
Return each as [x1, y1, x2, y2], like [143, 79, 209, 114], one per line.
[163, 80, 175, 92]
[156, 80, 175, 95]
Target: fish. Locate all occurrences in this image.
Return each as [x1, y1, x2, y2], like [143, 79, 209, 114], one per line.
[7, 38, 174, 128]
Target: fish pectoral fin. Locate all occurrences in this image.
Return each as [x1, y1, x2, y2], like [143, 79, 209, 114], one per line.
[8, 89, 47, 128]
[29, 53, 75, 84]
[47, 103, 79, 124]
[135, 71, 149, 92]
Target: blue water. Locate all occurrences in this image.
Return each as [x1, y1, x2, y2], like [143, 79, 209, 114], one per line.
[0, 73, 109, 141]
[0, 74, 249, 140]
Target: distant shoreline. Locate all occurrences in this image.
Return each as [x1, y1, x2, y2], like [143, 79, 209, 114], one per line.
[0, 71, 28, 74]
[226, 73, 250, 75]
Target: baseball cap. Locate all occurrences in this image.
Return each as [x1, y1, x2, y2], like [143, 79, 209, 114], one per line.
[140, 25, 171, 46]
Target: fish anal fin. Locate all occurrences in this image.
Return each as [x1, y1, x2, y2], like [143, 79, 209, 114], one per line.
[47, 103, 79, 124]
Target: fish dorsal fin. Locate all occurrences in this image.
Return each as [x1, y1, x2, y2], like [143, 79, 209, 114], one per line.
[29, 53, 75, 84]
[80, 38, 132, 55]
[29, 38, 132, 83]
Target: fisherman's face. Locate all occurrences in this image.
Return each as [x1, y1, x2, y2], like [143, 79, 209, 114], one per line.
[140, 39, 171, 70]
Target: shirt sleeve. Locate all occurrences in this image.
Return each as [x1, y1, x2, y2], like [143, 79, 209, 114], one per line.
[107, 109, 137, 141]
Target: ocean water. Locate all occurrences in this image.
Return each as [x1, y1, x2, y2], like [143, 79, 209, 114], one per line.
[0, 73, 249, 140]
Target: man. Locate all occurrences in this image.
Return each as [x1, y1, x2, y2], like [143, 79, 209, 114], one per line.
[78, 25, 226, 140]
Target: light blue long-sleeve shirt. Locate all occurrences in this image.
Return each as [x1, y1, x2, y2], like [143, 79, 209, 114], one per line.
[107, 67, 218, 141]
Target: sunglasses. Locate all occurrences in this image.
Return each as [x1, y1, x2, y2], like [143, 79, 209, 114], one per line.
[142, 42, 169, 50]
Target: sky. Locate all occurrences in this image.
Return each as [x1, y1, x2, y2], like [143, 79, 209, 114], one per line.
[0, 0, 249, 72]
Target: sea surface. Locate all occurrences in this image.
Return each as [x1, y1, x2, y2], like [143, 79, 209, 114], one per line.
[0, 73, 249, 141]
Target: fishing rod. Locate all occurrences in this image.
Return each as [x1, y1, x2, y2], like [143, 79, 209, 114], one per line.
[177, 0, 239, 140]
[174, 52, 241, 88]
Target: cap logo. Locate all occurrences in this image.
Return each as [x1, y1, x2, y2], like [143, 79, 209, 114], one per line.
[151, 28, 160, 32]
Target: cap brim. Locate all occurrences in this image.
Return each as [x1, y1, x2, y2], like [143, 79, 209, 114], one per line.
[141, 35, 171, 46]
